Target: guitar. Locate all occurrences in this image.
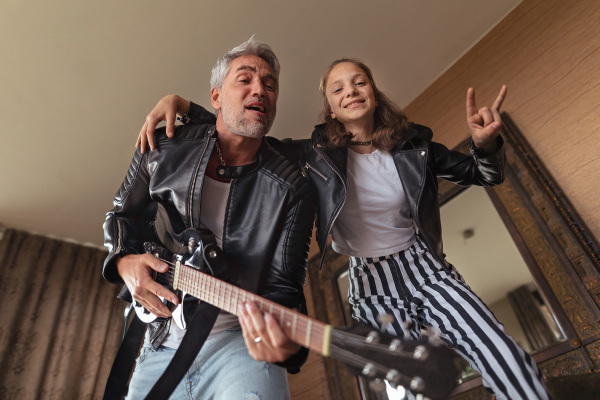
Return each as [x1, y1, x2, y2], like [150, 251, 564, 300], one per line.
[134, 229, 461, 400]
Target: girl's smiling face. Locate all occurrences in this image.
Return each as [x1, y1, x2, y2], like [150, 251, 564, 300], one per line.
[324, 62, 377, 130]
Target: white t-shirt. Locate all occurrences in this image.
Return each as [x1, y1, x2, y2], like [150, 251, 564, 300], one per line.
[162, 176, 239, 349]
[331, 149, 416, 258]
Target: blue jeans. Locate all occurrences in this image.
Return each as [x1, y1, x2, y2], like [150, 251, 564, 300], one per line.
[126, 329, 290, 400]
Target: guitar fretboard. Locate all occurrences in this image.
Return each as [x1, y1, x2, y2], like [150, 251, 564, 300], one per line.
[160, 262, 332, 356]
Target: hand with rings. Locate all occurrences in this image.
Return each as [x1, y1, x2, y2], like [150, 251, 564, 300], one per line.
[238, 302, 300, 363]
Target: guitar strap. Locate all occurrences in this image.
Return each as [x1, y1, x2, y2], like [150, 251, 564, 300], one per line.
[103, 300, 220, 400]
[144, 302, 220, 399]
[103, 310, 146, 400]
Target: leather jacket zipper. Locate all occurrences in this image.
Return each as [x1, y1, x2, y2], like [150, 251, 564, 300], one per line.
[116, 219, 124, 254]
[303, 161, 328, 181]
[313, 146, 346, 239]
[187, 136, 211, 225]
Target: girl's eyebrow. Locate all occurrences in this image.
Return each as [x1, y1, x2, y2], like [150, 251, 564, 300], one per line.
[328, 73, 367, 88]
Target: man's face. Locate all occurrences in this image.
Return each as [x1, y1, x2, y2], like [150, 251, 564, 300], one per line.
[212, 55, 278, 138]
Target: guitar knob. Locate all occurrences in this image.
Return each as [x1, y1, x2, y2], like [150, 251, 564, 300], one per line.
[412, 345, 429, 360]
[187, 238, 195, 254]
[366, 331, 380, 344]
[208, 250, 218, 258]
[389, 339, 403, 352]
[409, 376, 425, 392]
[385, 369, 401, 385]
[361, 363, 376, 377]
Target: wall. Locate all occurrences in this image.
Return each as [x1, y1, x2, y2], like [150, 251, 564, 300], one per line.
[404, 0, 600, 243]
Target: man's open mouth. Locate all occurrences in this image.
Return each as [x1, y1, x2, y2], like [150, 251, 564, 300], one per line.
[246, 102, 266, 113]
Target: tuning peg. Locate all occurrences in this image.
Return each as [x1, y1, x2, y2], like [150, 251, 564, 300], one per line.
[369, 378, 386, 393]
[409, 376, 425, 392]
[376, 313, 394, 333]
[424, 326, 443, 346]
[412, 345, 429, 360]
[366, 331, 380, 344]
[361, 363, 376, 378]
[388, 338, 403, 352]
[385, 369, 401, 385]
[415, 395, 431, 400]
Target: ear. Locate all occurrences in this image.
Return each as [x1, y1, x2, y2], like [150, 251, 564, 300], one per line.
[329, 108, 337, 120]
[211, 87, 222, 111]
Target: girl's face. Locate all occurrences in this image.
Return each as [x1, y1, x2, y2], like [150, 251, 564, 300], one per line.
[324, 62, 377, 129]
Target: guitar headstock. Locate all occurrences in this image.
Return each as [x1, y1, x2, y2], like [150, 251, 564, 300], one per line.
[329, 324, 461, 400]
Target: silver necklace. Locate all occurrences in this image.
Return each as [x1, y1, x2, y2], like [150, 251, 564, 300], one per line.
[215, 141, 226, 166]
[215, 141, 227, 177]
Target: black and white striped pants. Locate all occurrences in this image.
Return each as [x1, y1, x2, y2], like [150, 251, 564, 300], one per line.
[347, 238, 550, 400]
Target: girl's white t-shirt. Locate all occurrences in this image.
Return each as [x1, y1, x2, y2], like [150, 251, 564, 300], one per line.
[331, 148, 416, 258]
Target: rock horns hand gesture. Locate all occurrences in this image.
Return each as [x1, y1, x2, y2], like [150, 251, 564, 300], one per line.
[466, 85, 507, 155]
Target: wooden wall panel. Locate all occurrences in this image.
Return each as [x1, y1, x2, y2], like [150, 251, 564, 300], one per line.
[404, 0, 600, 243]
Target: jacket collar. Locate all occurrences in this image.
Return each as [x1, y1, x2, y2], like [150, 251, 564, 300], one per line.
[209, 127, 270, 179]
[310, 124, 347, 178]
[391, 123, 431, 151]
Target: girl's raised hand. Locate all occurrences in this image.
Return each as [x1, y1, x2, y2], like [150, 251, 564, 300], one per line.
[466, 85, 507, 154]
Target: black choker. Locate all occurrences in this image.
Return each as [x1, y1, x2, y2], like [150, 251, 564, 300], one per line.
[348, 140, 373, 146]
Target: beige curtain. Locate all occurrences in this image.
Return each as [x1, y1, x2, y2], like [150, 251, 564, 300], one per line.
[0, 228, 126, 399]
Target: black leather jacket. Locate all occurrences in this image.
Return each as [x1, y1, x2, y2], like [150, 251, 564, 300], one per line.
[302, 123, 506, 269]
[184, 102, 505, 271]
[102, 116, 316, 372]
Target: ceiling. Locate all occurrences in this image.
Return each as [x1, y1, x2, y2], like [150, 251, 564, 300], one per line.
[0, 0, 522, 249]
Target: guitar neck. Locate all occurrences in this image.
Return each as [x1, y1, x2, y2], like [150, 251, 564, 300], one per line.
[173, 263, 333, 356]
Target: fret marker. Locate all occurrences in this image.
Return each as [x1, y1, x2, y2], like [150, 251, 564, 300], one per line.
[292, 314, 298, 339]
[322, 325, 332, 356]
[305, 320, 312, 347]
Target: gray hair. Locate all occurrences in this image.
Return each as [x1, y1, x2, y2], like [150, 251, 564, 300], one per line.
[210, 35, 280, 90]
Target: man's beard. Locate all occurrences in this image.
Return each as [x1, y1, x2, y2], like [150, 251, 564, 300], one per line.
[221, 96, 274, 138]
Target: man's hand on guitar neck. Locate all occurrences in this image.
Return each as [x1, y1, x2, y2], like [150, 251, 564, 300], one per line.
[239, 302, 301, 363]
[116, 254, 179, 319]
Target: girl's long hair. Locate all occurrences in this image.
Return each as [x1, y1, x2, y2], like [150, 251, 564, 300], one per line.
[318, 58, 410, 149]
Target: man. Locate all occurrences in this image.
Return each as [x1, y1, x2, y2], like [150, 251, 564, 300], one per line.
[103, 37, 316, 399]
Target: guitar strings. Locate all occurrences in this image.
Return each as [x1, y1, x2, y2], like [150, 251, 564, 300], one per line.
[151, 254, 324, 346]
